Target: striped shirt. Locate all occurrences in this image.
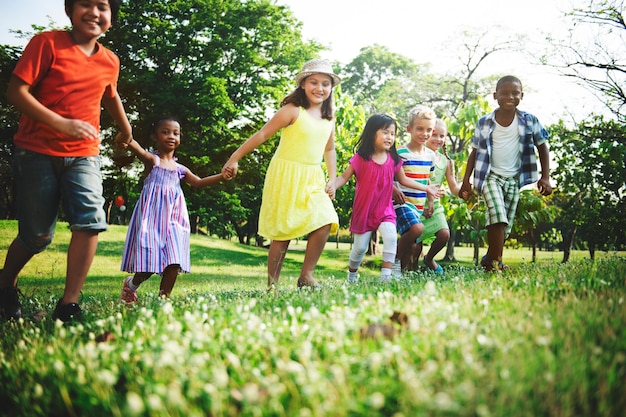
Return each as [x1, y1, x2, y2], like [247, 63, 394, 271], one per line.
[394, 146, 435, 214]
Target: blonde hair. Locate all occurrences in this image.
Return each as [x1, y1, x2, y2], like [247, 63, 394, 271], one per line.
[407, 105, 436, 127]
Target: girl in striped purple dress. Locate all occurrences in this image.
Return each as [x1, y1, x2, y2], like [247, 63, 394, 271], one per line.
[119, 117, 223, 303]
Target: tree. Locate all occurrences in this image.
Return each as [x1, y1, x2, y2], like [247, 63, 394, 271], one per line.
[98, 0, 324, 242]
[511, 190, 559, 262]
[547, 0, 626, 121]
[549, 116, 626, 260]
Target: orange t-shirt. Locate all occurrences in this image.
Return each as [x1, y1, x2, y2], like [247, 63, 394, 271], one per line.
[12, 30, 120, 157]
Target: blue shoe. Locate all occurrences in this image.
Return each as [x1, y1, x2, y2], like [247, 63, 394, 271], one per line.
[423, 259, 444, 275]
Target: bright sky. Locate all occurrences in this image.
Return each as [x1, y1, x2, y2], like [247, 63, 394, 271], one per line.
[0, 0, 610, 124]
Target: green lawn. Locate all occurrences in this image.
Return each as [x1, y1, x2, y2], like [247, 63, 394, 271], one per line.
[1, 220, 625, 417]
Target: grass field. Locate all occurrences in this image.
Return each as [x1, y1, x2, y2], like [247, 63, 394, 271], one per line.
[1, 220, 625, 416]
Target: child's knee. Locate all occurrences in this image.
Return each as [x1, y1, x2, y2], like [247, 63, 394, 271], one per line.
[21, 233, 53, 254]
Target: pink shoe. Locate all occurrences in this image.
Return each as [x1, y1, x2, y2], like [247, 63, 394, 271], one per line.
[119, 276, 138, 304]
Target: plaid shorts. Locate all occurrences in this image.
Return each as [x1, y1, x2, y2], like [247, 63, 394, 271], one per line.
[394, 204, 422, 235]
[482, 172, 520, 237]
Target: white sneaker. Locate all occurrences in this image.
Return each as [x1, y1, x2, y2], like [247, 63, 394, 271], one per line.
[380, 274, 392, 284]
[346, 271, 359, 284]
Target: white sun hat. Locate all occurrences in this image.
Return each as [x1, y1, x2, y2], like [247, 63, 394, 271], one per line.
[295, 59, 341, 86]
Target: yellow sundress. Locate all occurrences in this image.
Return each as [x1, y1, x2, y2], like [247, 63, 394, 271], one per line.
[258, 107, 339, 240]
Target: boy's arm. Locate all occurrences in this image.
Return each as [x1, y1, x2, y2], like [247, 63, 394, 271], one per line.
[7, 75, 98, 140]
[102, 92, 133, 146]
[395, 169, 442, 197]
[536, 143, 553, 196]
[460, 148, 477, 200]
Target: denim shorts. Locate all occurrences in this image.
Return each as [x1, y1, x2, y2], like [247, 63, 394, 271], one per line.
[13, 147, 107, 253]
[394, 204, 422, 235]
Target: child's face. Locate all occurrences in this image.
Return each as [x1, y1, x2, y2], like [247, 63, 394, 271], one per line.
[428, 123, 447, 151]
[406, 118, 435, 146]
[374, 124, 396, 152]
[301, 73, 333, 105]
[67, 0, 113, 40]
[152, 120, 181, 152]
[494, 80, 523, 111]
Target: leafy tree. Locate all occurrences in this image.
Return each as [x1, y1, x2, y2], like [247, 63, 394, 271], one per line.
[546, 0, 626, 121]
[549, 116, 626, 260]
[511, 190, 559, 262]
[97, 0, 323, 242]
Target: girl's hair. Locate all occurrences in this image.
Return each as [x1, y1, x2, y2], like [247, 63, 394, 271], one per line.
[280, 76, 335, 121]
[150, 116, 181, 137]
[65, 0, 121, 23]
[433, 119, 451, 161]
[354, 114, 400, 164]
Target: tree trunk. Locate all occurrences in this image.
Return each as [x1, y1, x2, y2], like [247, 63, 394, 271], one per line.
[442, 228, 457, 262]
[562, 226, 577, 263]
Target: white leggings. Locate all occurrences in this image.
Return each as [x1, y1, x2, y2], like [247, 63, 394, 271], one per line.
[349, 221, 397, 270]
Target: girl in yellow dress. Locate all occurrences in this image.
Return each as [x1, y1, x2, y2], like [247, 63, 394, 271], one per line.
[222, 59, 341, 290]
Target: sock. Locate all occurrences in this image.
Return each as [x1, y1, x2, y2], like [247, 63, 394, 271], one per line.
[380, 267, 392, 278]
[347, 271, 358, 281]
[128, 278, 139, 291]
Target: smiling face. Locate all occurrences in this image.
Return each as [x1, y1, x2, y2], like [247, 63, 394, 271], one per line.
[374, 124, 397, 152]
[427, 120, 447, 152]
[152, 119, 181, 153]
[66, 0, 113, 42]
[494, 80, 523, 111]
[406, 117, 436, 147]
[300, 73, 333, 106]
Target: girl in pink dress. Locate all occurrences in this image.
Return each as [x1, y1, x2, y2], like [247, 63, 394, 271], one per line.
[119, 117, 223, 303]
[327, 114, 442, 283]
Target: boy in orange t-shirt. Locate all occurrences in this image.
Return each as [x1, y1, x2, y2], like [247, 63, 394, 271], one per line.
[0, 0, 133, 323]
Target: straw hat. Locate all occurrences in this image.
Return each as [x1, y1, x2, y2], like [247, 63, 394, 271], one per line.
[295, 59, 341, 86]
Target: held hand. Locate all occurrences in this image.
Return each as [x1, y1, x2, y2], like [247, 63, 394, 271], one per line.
[60, 119, 99, 140]
[114, 132, 133, 150]
[325, 178, 337, 199]
[392, 186, 405, 205]
[423, 206, 434, 218]
[459, 182, 473, 201]
[537, 178, 553, 196]
[222, 162, 238, 180]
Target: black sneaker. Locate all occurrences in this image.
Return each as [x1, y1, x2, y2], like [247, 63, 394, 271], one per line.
[52, 300, 83, 323]
[0, 286, 22, 321]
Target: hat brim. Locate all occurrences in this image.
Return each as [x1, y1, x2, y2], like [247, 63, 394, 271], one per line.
[295, 71, 341, 86]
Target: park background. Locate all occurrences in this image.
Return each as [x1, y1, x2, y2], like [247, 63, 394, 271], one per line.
[0, 1, 625, 415]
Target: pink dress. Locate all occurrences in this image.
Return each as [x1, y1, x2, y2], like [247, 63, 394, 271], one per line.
[121, 154, 191, 274]
[348, 153, 402, 234]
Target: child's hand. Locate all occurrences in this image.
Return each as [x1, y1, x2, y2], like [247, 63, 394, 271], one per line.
[222, 163, 237, 180]
[427, 184, 443, 198]
[459, 182, 472, 201]
[114, 132, 133, 149]
[61, 119, 99, 140]
[537, 178, 553, 196]
[325, 179, 337, 199]
[423, 206, 434, 218]
[392, 186, 405, 205]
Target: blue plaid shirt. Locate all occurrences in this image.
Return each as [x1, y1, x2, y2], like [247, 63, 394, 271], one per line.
[471, 109, 548, 194]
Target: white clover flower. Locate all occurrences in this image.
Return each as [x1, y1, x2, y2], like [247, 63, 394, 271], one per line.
[368, 392, 385, 409]
[126, 392, 144, 415]
[97, 369, 117, 386]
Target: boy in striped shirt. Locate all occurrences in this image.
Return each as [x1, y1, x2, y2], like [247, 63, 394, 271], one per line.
[392, 105, 441, 275]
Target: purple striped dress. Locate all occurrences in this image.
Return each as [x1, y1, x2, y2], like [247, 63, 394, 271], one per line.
[121, 154, 191, 274]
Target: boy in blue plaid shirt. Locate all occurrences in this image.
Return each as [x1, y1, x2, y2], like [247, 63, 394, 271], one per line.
[460, 75, 552, 271]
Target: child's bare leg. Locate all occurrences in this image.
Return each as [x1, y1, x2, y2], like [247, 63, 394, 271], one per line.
[397, 223, 423, 270]
[486, 223, 506, 262]
[61, 230, 98, 304]
[0, 239, 34, 288]
[298, 224, 330, 286]
[410, 242, 423, 271]
[159, 264, 180, 297]
[267, 240, 290, 289]
[424, 229, 450, 269]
